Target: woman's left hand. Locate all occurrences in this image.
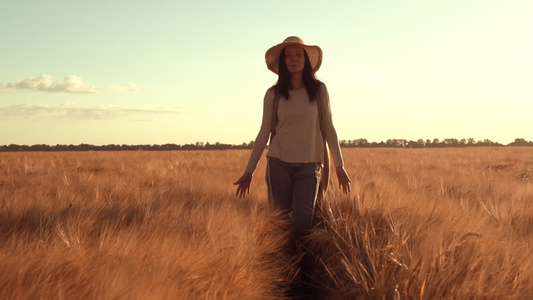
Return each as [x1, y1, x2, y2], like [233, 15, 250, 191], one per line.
[336, 166, 351, 194]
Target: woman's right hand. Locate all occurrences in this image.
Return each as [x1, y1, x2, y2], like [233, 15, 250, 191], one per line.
[234, 172, 253, 198]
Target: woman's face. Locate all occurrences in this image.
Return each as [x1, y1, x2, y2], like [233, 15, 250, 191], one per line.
[284, 45, 305, 75]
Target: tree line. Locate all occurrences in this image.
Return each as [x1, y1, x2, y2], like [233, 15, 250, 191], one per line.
[1, 138, 532, 152]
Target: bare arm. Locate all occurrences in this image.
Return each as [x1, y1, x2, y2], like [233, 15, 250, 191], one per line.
[234, 89, 275, 197]
[321, 83, 351, 193]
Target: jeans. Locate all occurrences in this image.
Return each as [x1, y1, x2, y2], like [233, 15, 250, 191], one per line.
[266, 157, 322, 240]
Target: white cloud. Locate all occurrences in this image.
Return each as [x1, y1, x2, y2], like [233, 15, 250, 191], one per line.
[108, 83, 140, 92]
[0, 103, 181, 120]
[1, 74, 98, 94]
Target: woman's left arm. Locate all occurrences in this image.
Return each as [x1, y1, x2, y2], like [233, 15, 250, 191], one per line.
[321, 83, 351, 193]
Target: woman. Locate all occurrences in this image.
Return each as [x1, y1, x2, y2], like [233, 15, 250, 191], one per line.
[234, 36, 351, 241]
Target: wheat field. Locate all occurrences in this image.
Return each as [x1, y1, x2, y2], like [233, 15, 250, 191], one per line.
[0, 148, 531, 299]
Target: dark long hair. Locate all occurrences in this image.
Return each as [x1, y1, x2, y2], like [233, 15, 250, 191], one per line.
[274, 48, 322, 102]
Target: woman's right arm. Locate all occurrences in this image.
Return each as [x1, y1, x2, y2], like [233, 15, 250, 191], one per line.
[234, 88, 275, 198]
[243, 88, 275, 174]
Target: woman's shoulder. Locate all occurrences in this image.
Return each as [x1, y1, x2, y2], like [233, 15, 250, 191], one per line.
[318, 81, 329, 98]
[266, 86, 276, 94]
[263, 86, 276, 104]
[265, 86, 276, 97]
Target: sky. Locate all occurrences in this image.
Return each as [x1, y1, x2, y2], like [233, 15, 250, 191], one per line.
[1, 0, 532, 146]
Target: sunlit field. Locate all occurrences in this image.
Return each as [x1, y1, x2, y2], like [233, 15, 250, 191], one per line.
[0, 148, 531, 299]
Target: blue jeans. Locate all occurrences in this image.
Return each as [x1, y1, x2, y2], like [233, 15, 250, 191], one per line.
[266, 157, 322, 240]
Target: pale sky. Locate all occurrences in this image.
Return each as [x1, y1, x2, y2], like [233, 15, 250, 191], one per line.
[1, 0, 532, 146]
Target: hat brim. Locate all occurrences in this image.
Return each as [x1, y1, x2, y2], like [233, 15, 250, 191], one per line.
[265, 42, 322, 75]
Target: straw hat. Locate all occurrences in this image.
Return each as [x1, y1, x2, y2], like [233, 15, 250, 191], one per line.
[265, 36, 323, 74]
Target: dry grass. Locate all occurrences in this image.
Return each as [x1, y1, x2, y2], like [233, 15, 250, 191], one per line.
[0, 148, 531, 299]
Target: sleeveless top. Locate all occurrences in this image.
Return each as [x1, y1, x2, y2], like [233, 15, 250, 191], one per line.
[245, 82, 344, 174]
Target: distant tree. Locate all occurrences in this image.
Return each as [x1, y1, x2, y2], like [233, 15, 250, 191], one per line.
[339, 140, 347, 147]
[4, 144, 22, 151]
[508, 138, 533, 146]
[407, 140, 424, 148]
[29, 144, 50, 151]
[443, 138, 459, 147]
[354, 138, 368, 147]
[398, 139, 408, 147]
[475, 139, 501, 147]
[3, 136, 528, 152]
